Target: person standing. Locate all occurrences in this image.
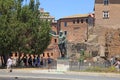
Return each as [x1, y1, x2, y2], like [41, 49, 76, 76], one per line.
[114, 58, 120, 71]
[47, 56, 52, 72]
[7, 57, 13, 72]
[0, 56, 2, 67]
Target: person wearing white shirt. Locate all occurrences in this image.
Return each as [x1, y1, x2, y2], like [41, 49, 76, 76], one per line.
[7, 57, 13, 72]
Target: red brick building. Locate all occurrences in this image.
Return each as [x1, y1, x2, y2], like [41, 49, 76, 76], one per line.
[95, 0, 120, 29]
[57, 14, 94, 57]
[94, 0, 120, 57]
[40, 9, 95, 59]
[57, 14, 93, 43]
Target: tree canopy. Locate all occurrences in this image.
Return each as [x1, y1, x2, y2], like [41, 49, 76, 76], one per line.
[0, 0, 51, 55]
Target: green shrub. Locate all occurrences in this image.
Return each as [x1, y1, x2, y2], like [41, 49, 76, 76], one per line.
[85, 66, 119, 73]
[85, 66, 103, 72]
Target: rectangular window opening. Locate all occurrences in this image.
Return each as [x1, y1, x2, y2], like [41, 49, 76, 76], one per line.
[103, 11, 109, 19]
[54, 39, 57, 43]
[64, 22, 67, 27]
[77, 19, 79, 23]
[81, 19, 84, 23]
[103, 0, 109, 5]
[73, 20, 75, 24]
[64, 31, 67, 35]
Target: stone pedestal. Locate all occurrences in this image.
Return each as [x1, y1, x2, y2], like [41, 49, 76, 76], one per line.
[57, 59, 69, 72]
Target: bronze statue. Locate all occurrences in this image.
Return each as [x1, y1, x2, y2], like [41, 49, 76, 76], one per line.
[58, 30, 67, 58]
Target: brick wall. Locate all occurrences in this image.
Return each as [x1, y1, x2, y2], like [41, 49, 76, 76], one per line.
[43, 22, 60, 59]
[94, 0, 120, 57]
[105, 29, 120, 57]
[58, 18, 88, 43]
[95, 4, 120, 29]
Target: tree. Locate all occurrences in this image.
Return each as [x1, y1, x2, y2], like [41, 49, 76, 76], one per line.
[0, 0, 51, 66]
[0, 0, 16, 66]
[14, 0, 51, 54]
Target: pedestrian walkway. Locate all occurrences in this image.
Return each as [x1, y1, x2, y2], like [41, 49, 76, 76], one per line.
[0, 68, 65, 74]
[0, 68, 120, 78]
[66, 71, 120, 78]
[31, 69, 65, 74]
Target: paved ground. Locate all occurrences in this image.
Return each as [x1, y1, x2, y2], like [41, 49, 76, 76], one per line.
[0, 77, 60, 80]
[0, 68, 120, 80]
[7, 68, 120, 77]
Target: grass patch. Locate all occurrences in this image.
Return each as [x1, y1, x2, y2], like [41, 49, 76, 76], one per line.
[84, 66, 120, 73]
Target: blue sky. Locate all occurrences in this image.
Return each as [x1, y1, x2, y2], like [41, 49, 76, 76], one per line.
[24, 0, 95, 20]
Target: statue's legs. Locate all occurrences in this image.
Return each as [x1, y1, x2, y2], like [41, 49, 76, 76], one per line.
[61, 48, 67, 58]
[58, 43, 67, 58]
